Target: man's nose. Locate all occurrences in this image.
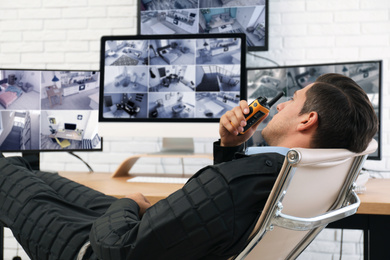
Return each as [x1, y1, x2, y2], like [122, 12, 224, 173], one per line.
[276, 102, 286, 111]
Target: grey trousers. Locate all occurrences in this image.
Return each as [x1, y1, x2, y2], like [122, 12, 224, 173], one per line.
[0, 156, 117, 260]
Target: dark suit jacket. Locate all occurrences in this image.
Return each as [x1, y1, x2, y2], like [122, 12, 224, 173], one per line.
[89, 142, 285, 260]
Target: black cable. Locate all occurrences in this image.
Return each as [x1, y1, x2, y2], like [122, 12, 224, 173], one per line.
[68, 152, 94, 173]
[339, 229, 343, 260]
[247, 52, 281, 67]
[362, 167, 390, 173]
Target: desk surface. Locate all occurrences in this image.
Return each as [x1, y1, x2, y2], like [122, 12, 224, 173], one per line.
[59, 171, 183, 205]
[54, 129, 83, 141]
[58, 172, 390, 215]
[356, 178, 390, 215]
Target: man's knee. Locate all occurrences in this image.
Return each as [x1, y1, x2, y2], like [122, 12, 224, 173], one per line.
[0, 156, 33, 171]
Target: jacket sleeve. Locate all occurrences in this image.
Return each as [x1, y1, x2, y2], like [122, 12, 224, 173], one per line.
[89, 165, 236, 260]
[213, 140, 245, 164]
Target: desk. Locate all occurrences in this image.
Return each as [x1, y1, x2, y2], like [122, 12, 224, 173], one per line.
[328, 178, 390, 260]
[58, 173, 390, 259]
[50, 129, 83, 141]
[59, 171, 183, 205]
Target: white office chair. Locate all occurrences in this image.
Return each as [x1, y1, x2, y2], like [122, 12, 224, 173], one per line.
[233, 139, 378, 260]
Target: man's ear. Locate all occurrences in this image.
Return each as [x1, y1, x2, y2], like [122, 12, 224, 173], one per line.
[297, 112, 318, 132]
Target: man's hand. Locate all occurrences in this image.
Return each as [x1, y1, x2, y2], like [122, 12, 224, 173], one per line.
[219, 100, 264, 147]
[126, 192, 152, 217]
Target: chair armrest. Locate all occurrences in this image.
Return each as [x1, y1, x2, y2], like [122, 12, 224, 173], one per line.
[272, 191, 360, 231]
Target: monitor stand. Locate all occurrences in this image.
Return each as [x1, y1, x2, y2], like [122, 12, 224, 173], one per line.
[111, 137, 213, 178]
[159, 137, 194, 154]
[22, 152, 40, 170]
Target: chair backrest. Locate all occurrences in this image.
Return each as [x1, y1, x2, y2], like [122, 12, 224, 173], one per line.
[234, 139, 377, 260]
[55, 137, 70, 149]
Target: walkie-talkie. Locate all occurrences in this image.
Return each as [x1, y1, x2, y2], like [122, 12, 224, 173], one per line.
[239, 91, 284, 135]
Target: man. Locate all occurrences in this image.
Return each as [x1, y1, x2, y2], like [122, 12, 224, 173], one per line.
[0, 74, 378, 260]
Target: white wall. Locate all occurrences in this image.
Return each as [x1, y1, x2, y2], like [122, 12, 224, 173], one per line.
[1, 0, 389, 259]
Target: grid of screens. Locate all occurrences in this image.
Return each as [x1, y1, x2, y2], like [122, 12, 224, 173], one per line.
[138, 0, 268, 51]
[246, 60, 382, 160]
[99, 34, 246, 122]
[0, 69, 102, 152]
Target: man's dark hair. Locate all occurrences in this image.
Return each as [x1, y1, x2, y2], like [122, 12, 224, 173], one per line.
[300, 73, 378, 153]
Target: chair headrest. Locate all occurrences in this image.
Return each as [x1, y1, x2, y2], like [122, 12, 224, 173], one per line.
[289, 139, 378, 166]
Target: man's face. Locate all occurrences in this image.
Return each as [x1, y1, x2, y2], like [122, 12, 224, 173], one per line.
[261, 83, 313, 146]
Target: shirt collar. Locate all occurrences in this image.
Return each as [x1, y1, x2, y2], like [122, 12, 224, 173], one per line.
[245, 146, 289, 156]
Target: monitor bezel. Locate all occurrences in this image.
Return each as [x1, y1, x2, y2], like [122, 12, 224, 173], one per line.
[99, 33, 248, 123]
[0, 67, 103, 153]
[246, 59, 382, 160]
[136, 0, 268, 52]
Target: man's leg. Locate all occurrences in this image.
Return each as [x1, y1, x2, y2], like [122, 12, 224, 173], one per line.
[35, 171, 117, 215]
[5, 156, 117, 215]
[0, 157, 104, 260]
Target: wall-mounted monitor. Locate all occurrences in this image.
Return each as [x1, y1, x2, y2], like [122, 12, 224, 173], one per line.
[99, 33, 247, 123]
[0, 68, 102, 153]
[246, 60, 382, 160]
[138, 0, 268, 51]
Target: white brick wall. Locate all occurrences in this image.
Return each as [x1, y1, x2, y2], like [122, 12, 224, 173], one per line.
[1, 0, 389, 259]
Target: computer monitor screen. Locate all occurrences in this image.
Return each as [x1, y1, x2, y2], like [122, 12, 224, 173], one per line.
[99, 33, 247, 123]
[138, 0, 268, 51]
[246, 60, 382, 160]
[0, 68, 102, 152]
[64, 123, 77, 130]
